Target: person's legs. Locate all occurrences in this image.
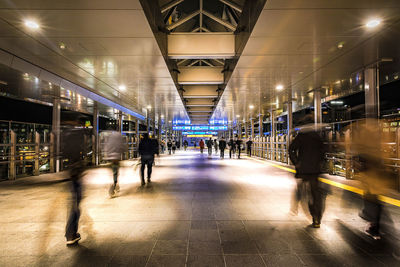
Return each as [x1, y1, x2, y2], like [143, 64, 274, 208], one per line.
[308, 177, 323, 227]
[147, 157, 154, 182]
[361, 193, 382, 238]
[140, 159, 146, 185]
[290, 179, 302, 215]
[65, 169, 83, 244]
[238, 147, 241, 159]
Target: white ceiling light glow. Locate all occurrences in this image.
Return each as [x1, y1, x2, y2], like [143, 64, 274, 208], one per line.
[276, 84, 284, 91]
[24, 20, 40, 29]
[249, 105, 254, 109]
[118, 85, 126, 91]
[366, 19, 381, 28]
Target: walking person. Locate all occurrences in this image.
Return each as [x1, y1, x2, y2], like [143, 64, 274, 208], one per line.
[183, 140, 188, 151]
[219, 137, 227, 159]
[214, 139, 219, 155]
[103, 130, 127, 197]
[207, 137, 213, 156]
[167, 139, 172, 155]
[289, 124, 325, 228]
[235, 135, 242, 159]
[228, 138, 235, 158]
[199, 139, 205, 154]
[139, 133, 157, 186]
[172, 139, 177, 154]
[246, 138, 253, 157]
[61, 114, 90, 245]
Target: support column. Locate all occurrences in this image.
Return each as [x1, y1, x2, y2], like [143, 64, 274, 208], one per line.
[364, 67, 378, 119]
[258, 115, 263, 137]
[314, 90, 322, 125]
[118, 111, 123, 133]
[92, 102, 99, 165]
[158, 117, 162, 144]
[51, 98, 60, 173]
[9, 130, 16, 179]
[135, 118, 140, 158]
[146, 110, 150, 134]
[270, 110, 275, 160]
[251, 118, 255, 139]
[287, 101, 293, 164]
[34, 132, 40, 176]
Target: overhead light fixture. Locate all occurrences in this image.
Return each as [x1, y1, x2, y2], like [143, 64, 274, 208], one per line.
[276, 84, 284, 91]
[337, 42, 344, 49]
[249, 105, 254, 109]
[236, 115, 240, 118]
[147, 105, 152, 109]
[24, 19, 40, 29]
[366, 19, 381, 28]
[59, 42, 66, 50]
[118, 85, 126, 91]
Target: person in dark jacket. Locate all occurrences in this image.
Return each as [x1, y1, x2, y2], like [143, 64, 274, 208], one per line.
[207, 138, 213, 156]
[219, 137, 227, 159]
[235, 136, 242, 159]
[139, 133, 157, 186]
[167, 139, 172, 155]
[183, 140, 188, 151]
[289, 126, 325, 228]
[228, 138, 235, 158]
[214, 139, 219, 155]
[61, 116, 90, 245]
[246, 138, 253, 157]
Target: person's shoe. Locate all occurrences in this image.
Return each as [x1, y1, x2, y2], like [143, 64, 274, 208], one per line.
[365, 228, 381, 240]
[141, 181, 146, 186]
[147, 178, 151, 183]
[115, 184, 120, 192]
[312, 218, 321, 228]
[66, 233, 81, 245]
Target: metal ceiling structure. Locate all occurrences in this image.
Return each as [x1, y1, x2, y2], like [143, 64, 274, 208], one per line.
[141, 0, 265, 124]
[0, 0, 187, 123]
[214, 0, 400, 124]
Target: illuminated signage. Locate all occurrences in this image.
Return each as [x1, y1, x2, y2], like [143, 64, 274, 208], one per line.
[187, 135, 213, 138]
[182, 131, 218, 135]
[173, 125, 227, 131]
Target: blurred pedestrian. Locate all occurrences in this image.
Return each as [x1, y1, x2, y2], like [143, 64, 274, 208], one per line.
[207, 137, 213, 156]
[246, 138, 253, 157]
[139, 133, 157, 186]
[167, 139, 172, 155]
[102, 131, 127, 197]
[61, 114, 90, 245]
[172, 139, 177, 154]
[235, 135, 242, 159]
[199, 139, 205, 154]
[183, 140, 188, 151]
[219, 137, 227, 159]
[289, 124, 325, 228]
[214, 139, 219, 155]
[228, 137, 235, 158]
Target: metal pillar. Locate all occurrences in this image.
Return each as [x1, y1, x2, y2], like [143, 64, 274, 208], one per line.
[92, 102, 99, 165]
[34, 132, 40, 176]
[251, 118, 255, 139]
[270, 110, 275, 160]
[146, 109, 150, 134]
[258, 115, 263, 137]
[364, 67, 378, 119]
[9, 131, 16, 179]
[158, 118, 162, 144]
[51, 98, 60, 172]
[314, 90, 322, 125]
[287, 101, 293, 164]
[118, 111, 123, 133]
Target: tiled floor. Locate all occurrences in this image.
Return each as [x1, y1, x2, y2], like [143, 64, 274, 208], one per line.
[1, 150, 400, 266]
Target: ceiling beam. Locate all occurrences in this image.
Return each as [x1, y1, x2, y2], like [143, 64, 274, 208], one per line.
[166, 10, 200, 30]
[219, 0, 242, 13]
[161, 0, 185, 13]
[202, 10, 236, 31]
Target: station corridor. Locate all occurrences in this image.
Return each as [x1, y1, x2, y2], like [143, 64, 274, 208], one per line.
[1, 151, 400, 267]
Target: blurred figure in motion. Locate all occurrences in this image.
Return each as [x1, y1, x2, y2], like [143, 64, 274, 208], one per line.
[139, 133, 157, 186]
[351, 119, 395, 240]
[219, 137, 226, 159]
[160, 139, 166, 154]
[172, 139, 177, 154]
[235, 135, 242, 159]
[207, 137, 213, 156]
[183, 139, 188, 151]
[246, 138, 253, 157]
[167, 139, 172, 155]
[228, 137, 235, 158]
[61, 114, 91, 245]
[199, 139, 205, 154]
[102, 130, 127, 197]
[289, 123, 325, 228]
[214, 139, 219, 155]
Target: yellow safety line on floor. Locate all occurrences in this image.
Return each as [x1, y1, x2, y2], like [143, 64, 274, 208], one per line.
[246, 156, 400, 208]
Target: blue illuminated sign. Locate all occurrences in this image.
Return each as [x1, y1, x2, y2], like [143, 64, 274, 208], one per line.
[173, 125, 227, 131]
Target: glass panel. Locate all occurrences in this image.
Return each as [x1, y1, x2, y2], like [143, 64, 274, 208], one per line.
[0, 121, 9, 144]
[11, 122, 35, 144]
